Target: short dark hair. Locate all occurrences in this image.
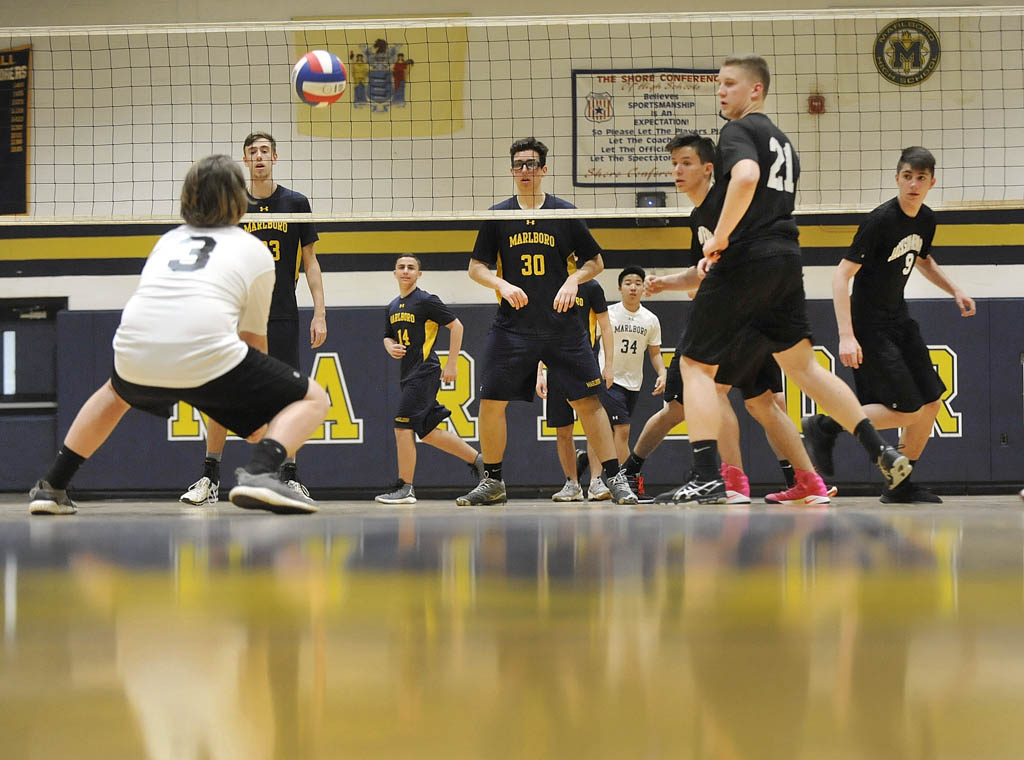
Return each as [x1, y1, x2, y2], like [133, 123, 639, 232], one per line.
[665, 132, 717, 165]
[180, 155, 248, 227]
[243, 131, 276, 154]
[618, 265, 646, 286]
[395, 254, 422, 269]
[897, 146, 936, 176]
[509, 137, 548, 166]
[723, 55, 771, 96]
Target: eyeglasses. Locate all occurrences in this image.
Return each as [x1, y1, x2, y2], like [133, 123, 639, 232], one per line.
[512, 159, 541, 171]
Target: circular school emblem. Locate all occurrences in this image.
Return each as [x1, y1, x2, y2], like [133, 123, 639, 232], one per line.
[874, 19, 941, 86]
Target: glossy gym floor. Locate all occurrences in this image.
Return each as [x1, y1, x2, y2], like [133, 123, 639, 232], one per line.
[1, 494, 1022, 759]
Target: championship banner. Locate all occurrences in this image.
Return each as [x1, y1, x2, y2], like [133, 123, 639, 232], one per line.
[572, 68, 720, 187]
[0, 46, 30, 215]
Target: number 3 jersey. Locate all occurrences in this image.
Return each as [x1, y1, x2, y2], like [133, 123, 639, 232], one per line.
[113, 225, 275, 388]
[472, 194, 602, 339]
[716, 112, 801, 262]
[241, 185, 319, 321]
[385, 287, 457, 383]
[844, 197, 936, 324]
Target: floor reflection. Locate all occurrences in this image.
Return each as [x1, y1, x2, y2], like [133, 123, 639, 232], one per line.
[2, 509, 1023, 759]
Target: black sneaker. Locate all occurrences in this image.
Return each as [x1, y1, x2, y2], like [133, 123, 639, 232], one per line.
[29, 479, 78, 516]
[654, 474, 727, 505]
[624, 471, 654, 504]
[880, 480, 942, 504]
[575, 449, 589, 482]
[876, 446, 912, 490]
[802, 414, 839, 477]
[455, 477, 507, 506]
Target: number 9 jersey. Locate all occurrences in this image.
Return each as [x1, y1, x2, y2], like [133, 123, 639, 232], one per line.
[716, 112, 801, 261]
[472, 195, 602, 338]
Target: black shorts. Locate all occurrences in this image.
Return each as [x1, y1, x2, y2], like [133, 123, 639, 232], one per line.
[599, 383, 640, 425]
[111, 347, 308, 437]
[395, 370, 452, 438]
[545, 372, 576, 429]
[853, 318, 945, 413]
[715, 333, 784, 400]
[664, 351, 684, 404]
[268, 318, 301, 370]
[681, 254, 812, 366]
[480, 327, 602, 403]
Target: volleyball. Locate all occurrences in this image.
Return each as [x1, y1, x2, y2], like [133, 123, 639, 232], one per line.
[290, 50, 348, 107]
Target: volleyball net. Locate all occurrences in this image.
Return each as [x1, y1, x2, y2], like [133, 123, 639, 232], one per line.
[1, 8, 1022, 222]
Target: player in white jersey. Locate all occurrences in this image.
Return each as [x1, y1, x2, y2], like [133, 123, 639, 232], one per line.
[585, 266, 665, 499]
[27, 155, 329, 516]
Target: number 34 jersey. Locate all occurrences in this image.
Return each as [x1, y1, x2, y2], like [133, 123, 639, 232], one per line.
[114, 224, 275, 388]
[385, 287, 457, 383]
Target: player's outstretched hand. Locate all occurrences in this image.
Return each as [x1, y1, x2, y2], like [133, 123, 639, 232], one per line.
[956, 293, 976, 317]
[838, 335, 863, 369]
[310, 314, 327, 348]
[553, 279, 579, 313]
[499, 282, 529, 309]
[644, 274, 664, 296]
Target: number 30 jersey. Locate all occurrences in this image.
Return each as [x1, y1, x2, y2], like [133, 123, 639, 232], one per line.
[385, 287, 457, 383]
[113, 225, 275, 388]
[472, 194, 602, 339]
[716, 112, 801, 261]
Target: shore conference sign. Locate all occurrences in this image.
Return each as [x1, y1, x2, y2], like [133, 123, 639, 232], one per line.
[572, 68, 720, 188]
[0, 46, 29, 215]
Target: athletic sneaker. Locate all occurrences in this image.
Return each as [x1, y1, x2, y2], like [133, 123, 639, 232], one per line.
[877, 446, 912, 490]
[552, 479, 584, 502]
[765, 469, 831, 506]
[588, 477, 611, 501]
[376, 479, 417, 504]
[624, 472, 654, 504]
[575, 449, 589, 482]
[180, 476, 219, 506]
[28, 479, 78, 516]
[654, 473, 728, 505]
[720, 463, 751, 505]
[802, 414, 839, 477]
[603, 470, 638, 505]
[284, 479, 311, 499]
[229, 468, 318, 514]
[456, 477, 507, 506]
[880, 480, 942, 504]
[469, 452, 485, 480]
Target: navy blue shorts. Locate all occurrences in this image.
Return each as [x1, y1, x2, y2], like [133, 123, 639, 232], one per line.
[599, 383, 640, 425]
[480, 327, 602, 403]
[395, 370, 452, 438]
[267, 318, 301, 371]
[545, 372, 576, 428]
[111, 347, 308, 437]
[853, 318, 945, 413]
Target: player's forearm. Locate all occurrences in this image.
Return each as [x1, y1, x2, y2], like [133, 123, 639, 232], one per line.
[713, 161, 759, 241]
[468, 259, 506, 289]
[650, 348, 666, 375]
[569, 255, 604, 285]
[302, 245, 327, 314]
[446, 319, 465, 359]
[916, 258, 962, 298]
[832, 266, 857, 338]
[597, 313, 615, 370]
[655, 267, 700, 291]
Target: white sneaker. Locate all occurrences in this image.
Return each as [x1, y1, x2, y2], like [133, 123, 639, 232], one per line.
[588, 477, 611, 501]
[180, 476, 219, 506]
[552, 479, 584, 502]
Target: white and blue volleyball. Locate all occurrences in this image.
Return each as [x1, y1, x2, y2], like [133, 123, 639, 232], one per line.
[291, 50, 348, 107]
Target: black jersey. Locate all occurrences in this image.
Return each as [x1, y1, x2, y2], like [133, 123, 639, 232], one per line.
[573, 279, 609, 349]
[845, 197, 936, 325]
[716, 112, 800, 261]
[472, 194, 602, 338]
[687, 182, 726, 267]
[240, 185, 319, 321]
[385, 287, 457, 382]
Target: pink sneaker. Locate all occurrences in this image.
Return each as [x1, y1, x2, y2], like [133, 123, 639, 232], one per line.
[765, 469, 830, 506]
[720, 463, 751, 505]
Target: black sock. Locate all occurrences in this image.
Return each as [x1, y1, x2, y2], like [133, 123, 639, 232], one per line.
[203, 456, 221, 482]
[623, 453, 645, 476]
[821, 415, 843, 436]
[245, 438, 287, 475]
[779, 459, 796, 488]
[601, 459, 621, 481]
[853, 420, 887, 460]
[691, 440, 719, 481]
[44, 446, 86, 490]
[484, 462, 503, 481]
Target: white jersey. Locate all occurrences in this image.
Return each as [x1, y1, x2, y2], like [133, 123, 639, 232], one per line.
[598, 302, 662, 392]
[113, 224, 275, 388]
